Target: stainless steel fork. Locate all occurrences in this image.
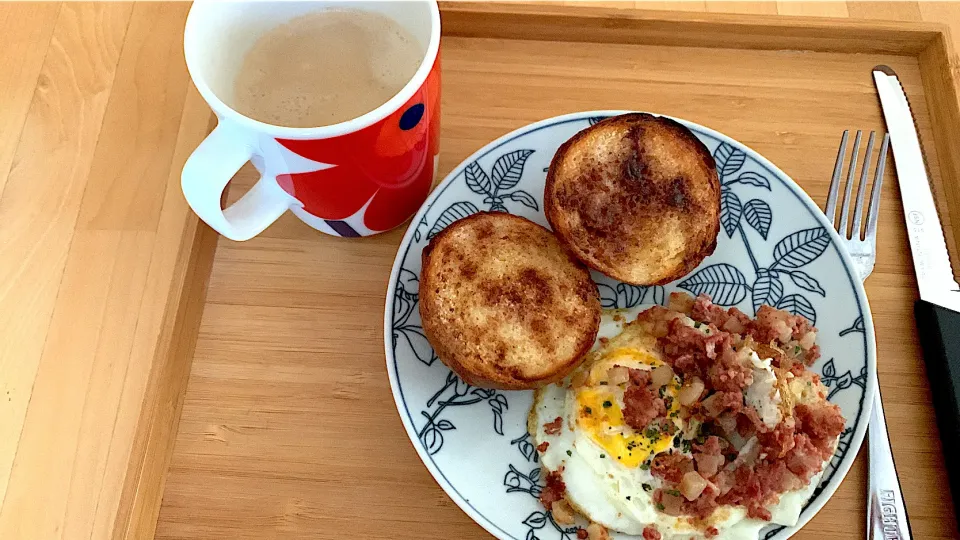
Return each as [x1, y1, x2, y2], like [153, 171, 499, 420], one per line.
[824, 130, 911, 540]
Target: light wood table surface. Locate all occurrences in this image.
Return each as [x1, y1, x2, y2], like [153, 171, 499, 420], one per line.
[1, 2, 959, 540]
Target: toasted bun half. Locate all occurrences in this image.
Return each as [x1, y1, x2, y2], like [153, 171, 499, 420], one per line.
[544, 113, 721, 285]
[419, 212, 601, 390]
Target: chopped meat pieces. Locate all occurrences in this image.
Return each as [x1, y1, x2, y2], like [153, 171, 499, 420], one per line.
[694, 436, 725, 478]
[537, 441, 550, 453]
[628, 367, 652, 387]
[691, 294, 750, 333]
[758, 419, 796, 458]
[544, 417, 563, 435]
[795, 402, 845, 453]
[623, 385, 666, 431]
[651, 453, 694, 484]
[532, 293, 844, 531]
[701, 390, 744, 416]
[784, 434, 826, 482]
[750, 305, 794, 344]
[659, 319, 753, 393]
[540, 470, 566, 507]
[748, 505, 773, 521]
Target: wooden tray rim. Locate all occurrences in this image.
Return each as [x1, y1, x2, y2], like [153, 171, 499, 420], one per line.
[130, 6, 960, 540]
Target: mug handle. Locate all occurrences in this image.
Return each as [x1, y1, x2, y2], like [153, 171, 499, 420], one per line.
[181, 122, 291, 241]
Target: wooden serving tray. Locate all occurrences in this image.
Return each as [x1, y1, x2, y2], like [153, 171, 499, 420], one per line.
[133, 4, 960, 539]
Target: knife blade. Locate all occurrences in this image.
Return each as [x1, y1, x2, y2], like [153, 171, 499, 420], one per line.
[873, 64, 960, 528]
[873, 65, 960, 311]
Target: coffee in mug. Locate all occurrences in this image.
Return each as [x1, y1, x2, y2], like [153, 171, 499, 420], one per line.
[230, 9, 424, 128]
[181, 1, 441, 241]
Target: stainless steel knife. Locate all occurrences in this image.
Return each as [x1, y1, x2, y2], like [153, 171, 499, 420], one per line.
[874, 64, 960, 529]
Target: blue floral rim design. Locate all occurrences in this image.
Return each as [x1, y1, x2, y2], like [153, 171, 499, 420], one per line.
[384, 111, 877, 540]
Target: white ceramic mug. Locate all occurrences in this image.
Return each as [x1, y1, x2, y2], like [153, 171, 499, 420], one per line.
[182, 1, 441, 240]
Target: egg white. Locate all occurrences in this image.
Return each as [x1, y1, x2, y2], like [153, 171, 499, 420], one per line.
[530, 308, 835, 540]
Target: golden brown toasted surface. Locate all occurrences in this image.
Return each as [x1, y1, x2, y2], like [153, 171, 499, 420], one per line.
[419, 212, 601, 390]
[544, 113, 721, 286]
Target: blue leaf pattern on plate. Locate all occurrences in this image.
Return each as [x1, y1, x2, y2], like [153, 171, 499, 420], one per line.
[714, 141, 747, 178]
[772, 228, 831, 269]
[731, 170, 773, 190]
[492, 149, 535, 192]
[428, 201, 479, 239]
[753, 269, 784, 313]
[388, 113, 870, 540]
[720, 188, 743, 237]
[678, 263, 750, 305]
[840, 315, 865, 336]
[789, 270, 827, 296]
[778, 294, 818, 326]
[743, 198, 773, 239]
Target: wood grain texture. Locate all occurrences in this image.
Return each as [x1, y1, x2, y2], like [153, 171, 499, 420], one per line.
[0, 0, 134, 518]
[3, 2, 960, 540]
[0, 3, 216, 540]
[441, 3, 942, 55]
[154, 4, 960, 540]
[0, 2, 59, 199]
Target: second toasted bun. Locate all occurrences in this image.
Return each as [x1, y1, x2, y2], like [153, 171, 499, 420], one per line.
[419, 212, 600, 390]
[544, 113, 721, 285]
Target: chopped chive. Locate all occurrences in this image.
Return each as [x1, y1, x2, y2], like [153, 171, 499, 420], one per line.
[584, 406, 592, 415]
[600, 454, 606, 459]
[665, 489, 681, 497]
[640, 461, 650, 470]
[642, 483, 653, 492]
[655, 503, 665, 511]
[626, 495, 632, 500]
[567, 450, 573, 457]
[694, 321, 702, 328]
[603, 400, 612, 408]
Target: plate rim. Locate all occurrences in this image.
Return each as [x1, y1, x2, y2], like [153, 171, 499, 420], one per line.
[383, 110, 877, 539]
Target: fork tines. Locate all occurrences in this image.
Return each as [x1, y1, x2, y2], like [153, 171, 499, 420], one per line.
[825, 130, 891, 242]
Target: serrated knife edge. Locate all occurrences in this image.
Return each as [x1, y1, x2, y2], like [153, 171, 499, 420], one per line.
[872, 65, 960, 312]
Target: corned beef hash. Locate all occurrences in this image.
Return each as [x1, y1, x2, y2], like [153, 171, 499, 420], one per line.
[529, 293, 845, 540]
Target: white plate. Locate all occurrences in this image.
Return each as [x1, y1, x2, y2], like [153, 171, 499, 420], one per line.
[384, 111, 876, 540]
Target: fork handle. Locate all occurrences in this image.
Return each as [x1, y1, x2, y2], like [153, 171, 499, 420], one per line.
[915, 299, 960, 524]
[867, 387, 912, 540]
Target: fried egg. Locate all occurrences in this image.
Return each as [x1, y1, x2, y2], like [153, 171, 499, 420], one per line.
[529, 308, 833, 540]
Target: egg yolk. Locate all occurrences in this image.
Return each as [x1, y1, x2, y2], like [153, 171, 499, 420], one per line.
[576, 384, 681, 468]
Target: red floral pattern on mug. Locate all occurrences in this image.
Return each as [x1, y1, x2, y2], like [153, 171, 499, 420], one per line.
[276, 58, 441, 233]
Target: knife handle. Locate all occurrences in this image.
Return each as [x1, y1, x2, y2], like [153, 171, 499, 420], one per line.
[914, 299, 960, 523]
